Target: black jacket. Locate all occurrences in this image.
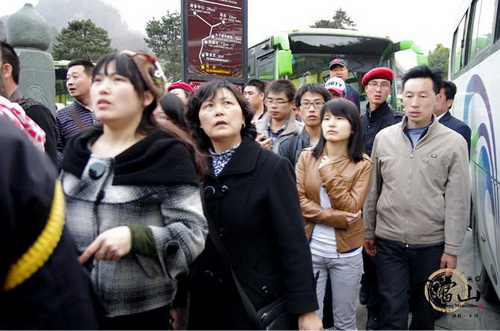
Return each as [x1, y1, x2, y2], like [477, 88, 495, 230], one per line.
[361, 101, 403, 156]
[0, 118, 100, 329]
[11, 92, 57, 165]
[188, 137, 318, 329]
[439, 111, 471, 157]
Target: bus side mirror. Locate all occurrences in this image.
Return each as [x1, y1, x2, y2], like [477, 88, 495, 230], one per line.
[276, 50, 293, 77]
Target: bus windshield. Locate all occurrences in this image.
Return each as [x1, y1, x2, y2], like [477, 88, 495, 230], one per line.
[289, 34, 392, 84]
[248, 29, 425, 110]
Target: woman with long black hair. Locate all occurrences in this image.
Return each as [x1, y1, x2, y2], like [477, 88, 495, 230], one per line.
[296, 98, 373, 330]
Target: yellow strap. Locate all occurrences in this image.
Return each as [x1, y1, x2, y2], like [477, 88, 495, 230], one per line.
[4, 180, 65, 291]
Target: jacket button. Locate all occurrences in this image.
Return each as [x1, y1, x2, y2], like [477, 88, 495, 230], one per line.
[88, 162, 106, 179]
[204, 186, 216, 200]
[218, 227, 226, 237]
[221, 185, 229, 194]
[261, 286, 270, 295]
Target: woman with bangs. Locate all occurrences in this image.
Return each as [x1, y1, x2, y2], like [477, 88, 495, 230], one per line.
[296, 98, 373, 330]
[60, 51, 207, 330]
[185, 80, 322, 330]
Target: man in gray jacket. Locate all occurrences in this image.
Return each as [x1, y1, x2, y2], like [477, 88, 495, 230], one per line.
[363, 66, 470, 330]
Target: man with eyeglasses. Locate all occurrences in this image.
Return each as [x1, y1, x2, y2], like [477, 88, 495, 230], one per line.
[255, 79, 302, 153]
[360, 66, 402, 330]
[361, 67, 403, 157]
[278, 83, 331, 166]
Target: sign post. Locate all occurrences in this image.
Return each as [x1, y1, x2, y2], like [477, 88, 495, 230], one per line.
[182, 0, 248, 88]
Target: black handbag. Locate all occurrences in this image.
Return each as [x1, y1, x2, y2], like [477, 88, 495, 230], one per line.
[257, 296, 298, 330]
[206, 212, 298, 330]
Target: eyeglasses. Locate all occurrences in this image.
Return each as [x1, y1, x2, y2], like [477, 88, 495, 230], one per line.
[264, 98, 290, 105]
[367, 82, 392, 89]
[300, 101, 325, 109]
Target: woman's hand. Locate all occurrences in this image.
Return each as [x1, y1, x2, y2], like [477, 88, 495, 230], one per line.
[318, 155, 331, 170]
[79, 226, 132, 264]
[346, 210, 362, 228]
[298, 311, 323, 331]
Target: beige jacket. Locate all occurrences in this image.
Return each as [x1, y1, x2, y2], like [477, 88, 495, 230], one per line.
[296, 149, 373, 253]
[255, 110, 302, 153]
[363, 116, 470, 256]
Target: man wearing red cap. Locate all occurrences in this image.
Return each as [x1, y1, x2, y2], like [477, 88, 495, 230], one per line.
[361, 67, 403, 156]
[329, 58, 360, 109]
[360, 66, 403, 330]
[167, 81, 195, 105]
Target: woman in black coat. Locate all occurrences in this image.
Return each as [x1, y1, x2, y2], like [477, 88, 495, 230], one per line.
[185, 80, 321, 330]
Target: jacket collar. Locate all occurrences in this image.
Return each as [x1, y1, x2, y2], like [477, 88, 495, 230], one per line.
[255, 110, 302, 136]
[207, 136, 261, 180]
[438, 110, 451, 122]
[364, 101, 393, 120]
[401, 114, 440, 142]
[62, 126, 199, 186]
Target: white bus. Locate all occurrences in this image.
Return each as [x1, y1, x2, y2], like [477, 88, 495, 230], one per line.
[450, 0, 500, 301]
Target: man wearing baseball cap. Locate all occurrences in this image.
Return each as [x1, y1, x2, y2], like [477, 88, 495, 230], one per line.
[167, 81, 195, 105]
[324, 77, 346, 99]
[360, 66, 403, 330]
[329, 58, 360, 109]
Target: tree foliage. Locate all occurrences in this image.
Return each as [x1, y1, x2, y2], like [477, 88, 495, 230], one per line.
[310, 8, 357, 30]
[52, 19, 115, 62]
[144, 11, 181, 81]
[428, 43, 450, 78]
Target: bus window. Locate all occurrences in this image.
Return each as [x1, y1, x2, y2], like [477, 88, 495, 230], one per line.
[452, 13, 468, 75]
[468, 0, 495, 61]
[257, 53, 275, 81]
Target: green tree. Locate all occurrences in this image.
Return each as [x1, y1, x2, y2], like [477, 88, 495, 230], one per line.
[428, 43, 450, 78]
[310, 8, 357, 30]
[52, 19, 115, 62]
[144, 11, 181, 81]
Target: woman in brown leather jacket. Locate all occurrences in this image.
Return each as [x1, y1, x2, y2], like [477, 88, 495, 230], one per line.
[296, 98, 373, 330]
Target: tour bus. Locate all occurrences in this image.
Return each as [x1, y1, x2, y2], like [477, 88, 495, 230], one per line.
[248, 28, 427, 110]
[54, 60, 71, 107]
[450, 0, 500, 301]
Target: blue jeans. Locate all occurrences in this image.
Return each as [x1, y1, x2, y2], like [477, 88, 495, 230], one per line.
[375, 238, 443, 330]
[312, 252, 363, 330]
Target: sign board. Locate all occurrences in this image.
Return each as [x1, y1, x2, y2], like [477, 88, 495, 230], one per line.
[182, 0, 248, 86]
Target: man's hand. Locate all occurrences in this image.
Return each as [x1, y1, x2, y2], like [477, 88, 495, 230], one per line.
[440, 253, 458, 277]
[256, 134, 271, 149]
[364, 238, 376, 256]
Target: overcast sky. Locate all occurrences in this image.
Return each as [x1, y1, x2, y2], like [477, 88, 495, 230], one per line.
[4, 0, 468, 53]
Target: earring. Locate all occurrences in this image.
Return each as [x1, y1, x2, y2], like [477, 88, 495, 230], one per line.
[242, 123, 246, 129]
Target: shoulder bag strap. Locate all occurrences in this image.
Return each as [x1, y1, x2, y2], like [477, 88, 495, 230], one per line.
[68, 103, 86, 131]
[204, 204, 262, 326]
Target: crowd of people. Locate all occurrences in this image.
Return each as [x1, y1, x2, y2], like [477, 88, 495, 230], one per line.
[1, 40, 472, 330]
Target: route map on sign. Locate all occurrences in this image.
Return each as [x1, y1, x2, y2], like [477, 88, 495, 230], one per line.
[187, 0, 244, 79]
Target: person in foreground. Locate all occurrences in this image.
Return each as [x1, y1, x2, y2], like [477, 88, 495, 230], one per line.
[60, 51, 208, 330]
[186, 80, 322, 330]
[296, 98, 373, 330]
[363, 65, 470, 329]
[0, 117, 99, 329]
